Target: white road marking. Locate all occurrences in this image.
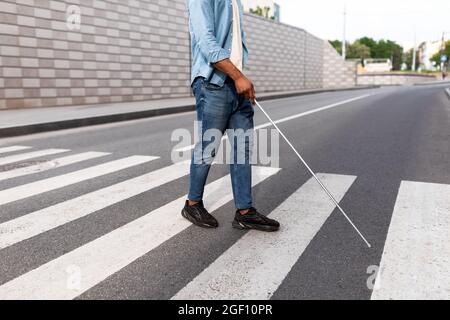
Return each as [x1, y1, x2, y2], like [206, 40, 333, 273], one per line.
[0, 166, 280, 300]
[445, 88, 450, 99]
[172, 173, 357, 300]
[372, 180, 450, 300]
[175, 94, 372, 152]
[0, 161, 191, 250]
[0, 146, 32, 155]
[0, 152, 110, 182]
[0, 149, 70, 166]
[0, 155, 158, 206]
[0, 167, 280, 300]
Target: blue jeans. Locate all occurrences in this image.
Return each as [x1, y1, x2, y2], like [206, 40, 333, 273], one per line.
[188, 77, 254, 210]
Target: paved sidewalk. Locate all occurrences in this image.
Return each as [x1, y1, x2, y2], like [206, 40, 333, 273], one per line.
[0, 86, 378, 137]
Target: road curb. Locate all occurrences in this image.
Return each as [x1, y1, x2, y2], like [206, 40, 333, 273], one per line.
[0, 104, 196, 138]
[0, 85, 379, 138]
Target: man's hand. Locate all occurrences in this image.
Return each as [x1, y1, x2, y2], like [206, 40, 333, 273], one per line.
[235, 75, 256, 103]
[213, 59, 256, 104]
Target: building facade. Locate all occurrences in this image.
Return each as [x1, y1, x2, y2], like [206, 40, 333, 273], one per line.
[418, 41, 442, 70]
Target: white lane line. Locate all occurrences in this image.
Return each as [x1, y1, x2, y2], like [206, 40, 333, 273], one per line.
[0, 146, 32, 155]
[175, 94, 372, 152]
[0, 161, 191, 250]
[0, 155, 158, 206]
[372, 181, 450, 300]
[0, 149, 70, 166]
[0, 152, 110, 182]
[445, 88, 450, 99]
[0, 166, 280, 300]
[172, 173, 357, 300]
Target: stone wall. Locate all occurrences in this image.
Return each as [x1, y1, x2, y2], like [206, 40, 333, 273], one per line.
[322, 41, 357, 88]
[244, 14, 324, 92]
[357, 74, 436, 86]
[0, 0, 191, 109]
[0, 0, 352, 109]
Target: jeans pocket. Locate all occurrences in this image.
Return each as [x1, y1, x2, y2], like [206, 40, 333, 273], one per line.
[203, 81, 223, 91]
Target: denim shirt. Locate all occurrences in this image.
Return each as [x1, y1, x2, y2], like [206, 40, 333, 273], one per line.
[187, 0, 249, 87]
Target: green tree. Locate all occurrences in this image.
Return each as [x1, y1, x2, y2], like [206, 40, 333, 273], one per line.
[404, 48, 420, 71]
[391, 44, 404, 71]
[250, 6, 262, 16]
[358, 39, 403, 70]
[250, 6, 275, 20]
[431, 40, 450, 68]
[329, 40, 343, 55]
[358, 37, 377, 53]
[346, 41, 371, 60]
[329, 37, 404, 69]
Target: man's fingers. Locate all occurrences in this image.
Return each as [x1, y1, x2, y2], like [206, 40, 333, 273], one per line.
[243, 89, 251, 100]
[237, 84, 255, 102]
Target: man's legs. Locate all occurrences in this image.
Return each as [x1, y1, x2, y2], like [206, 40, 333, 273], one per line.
[183, 78, 280, 232]
[227, 95, 280, 231]
[187, 78, 233, 203]
[227, 95, 254, 211]
[182, 78, 233, 228]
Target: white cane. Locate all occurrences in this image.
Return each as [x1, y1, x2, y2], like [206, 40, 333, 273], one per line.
[254, 99, 372, 248]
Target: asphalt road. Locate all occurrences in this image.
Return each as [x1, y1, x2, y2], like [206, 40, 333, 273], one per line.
[0, 84, 449, 300]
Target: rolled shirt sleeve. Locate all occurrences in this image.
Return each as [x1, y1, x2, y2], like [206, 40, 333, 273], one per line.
[188, 0, 231, 64]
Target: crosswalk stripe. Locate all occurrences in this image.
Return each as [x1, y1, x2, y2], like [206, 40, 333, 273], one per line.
[371, 180, 450, 300]
[172, 173, 357, 300]
[0, 166, 280, 300]
[0, 146, 32, 155]
[0, 155, 158, 206]
[0, 161, 191, 250]
[0, 152, 110, 182]
[0, 149, 70, 166]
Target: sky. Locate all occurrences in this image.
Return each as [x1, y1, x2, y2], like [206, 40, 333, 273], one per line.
[275, 0, 450, 49]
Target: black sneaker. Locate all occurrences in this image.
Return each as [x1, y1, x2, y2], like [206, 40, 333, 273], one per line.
[181, 201, 219, 228]
[232, 207, 280, 232]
